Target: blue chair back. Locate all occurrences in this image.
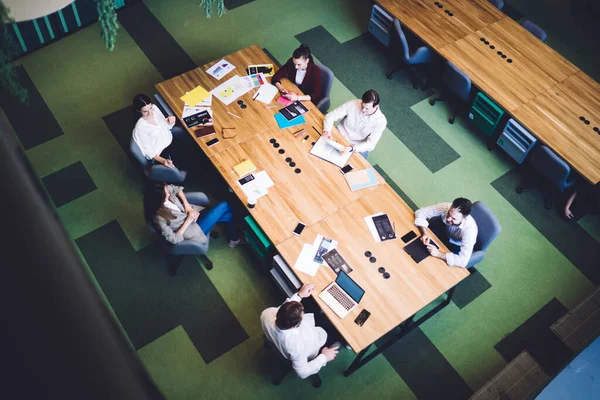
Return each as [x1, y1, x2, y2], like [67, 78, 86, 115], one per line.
[444, 62, 471, 102]
[470, 201, 501, 253]
[130, 137, 152, 176]
[392, 18, 411, 63]
[529, 145, 576, 192]
[487, 0, 504, 10]
[315, 62, 334, 113]
[521, 20, 547, 42]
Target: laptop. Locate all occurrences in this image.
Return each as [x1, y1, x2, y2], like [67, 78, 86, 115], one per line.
[319, 270, 365, 319]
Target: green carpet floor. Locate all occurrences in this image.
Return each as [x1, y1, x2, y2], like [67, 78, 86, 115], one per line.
[4, 0, 599, 399]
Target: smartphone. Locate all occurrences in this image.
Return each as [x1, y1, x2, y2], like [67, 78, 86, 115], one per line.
[354, 309, 371, 327]
[206, 138, 219, 147]
[293, 222, 306, 236]
[401, 231, 418, 243]
[340, 164, 354, 174]
[238, 174, 255, 186]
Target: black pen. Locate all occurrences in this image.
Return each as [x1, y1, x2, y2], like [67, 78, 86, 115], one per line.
[252, 88, 260, 101]
[291, 128, 303, 136]
[312, 126, 321, 136]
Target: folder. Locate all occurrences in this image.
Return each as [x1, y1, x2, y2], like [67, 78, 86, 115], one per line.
[344, 168, 379, 191]
[274, 113, 306, 129]
[180, 85, 210, 106]
[233, 159, 256, 177]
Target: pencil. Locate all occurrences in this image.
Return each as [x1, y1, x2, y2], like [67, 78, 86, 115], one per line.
[227, 111, 241, 119]
[266, 106, 277, 109]
[312, 126, 321, 136]
[291, 129, 303, 136]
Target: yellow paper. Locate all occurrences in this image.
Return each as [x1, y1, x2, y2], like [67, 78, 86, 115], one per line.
[180, 85, 210, 106]
[233, 159, 256, 177]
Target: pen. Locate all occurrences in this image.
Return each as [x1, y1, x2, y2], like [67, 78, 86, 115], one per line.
[227, 111, 241, 119]
[291, 129, 303, 136]
[312, 126, 321, 136]
[302, 135, 309, 143]
[252, 89, 259, 101]
[266, 105, 277, 109]
[392, 221, 396, 235]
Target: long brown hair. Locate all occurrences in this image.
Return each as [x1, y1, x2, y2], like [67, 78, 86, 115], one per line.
[143, 182, 175, 227]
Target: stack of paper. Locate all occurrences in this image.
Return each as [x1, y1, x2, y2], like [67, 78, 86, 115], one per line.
[253, 84, 279, 104]
[345, 168, 379, 191]
[309, 136, 352, 168]
[292, 235, 339, 277]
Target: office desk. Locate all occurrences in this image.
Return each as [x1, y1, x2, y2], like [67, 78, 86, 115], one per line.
[441, 17, 578, 112]
[377, 0, 504, 49]
[276, 184, 469, 373]
[513, 71, 600, 184]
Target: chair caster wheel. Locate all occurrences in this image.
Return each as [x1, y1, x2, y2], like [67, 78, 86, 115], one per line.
[205, 261, 213, 270]
[448, 118, 455, 124]
[387, 74, 393, 80]
[429, 99, 435, 106]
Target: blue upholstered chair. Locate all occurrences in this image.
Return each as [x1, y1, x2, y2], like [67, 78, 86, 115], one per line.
[146, 191, 213, 275]
[428, 61, 472, 124]
[388, 18, 435, 88]
[487, 0, 504, 10]
[516, 145, 578, 209]
[521, 20, 547, 42]
[466, 201, 501, 269]
[315, 62, 334, 114]
[130, 137, 187, 183]
[263, 336, 322, 388]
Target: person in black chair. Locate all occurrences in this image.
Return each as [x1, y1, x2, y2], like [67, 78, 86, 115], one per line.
[261, 283, 340, 380]
[414, 198, 478, 268]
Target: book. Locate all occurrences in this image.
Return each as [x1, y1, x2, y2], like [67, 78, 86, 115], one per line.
[194, 125, 215, 139]
[279, 101, 309, 121]
[277, 96, 292, 106]
[309, 136, 352, 168]
[233, 159, 256, 177]
[344, 168, 379, 191]
[274, 113, 306, 129]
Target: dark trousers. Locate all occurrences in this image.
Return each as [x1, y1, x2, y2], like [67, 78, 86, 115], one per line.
[303, 297, 344, 347]
[428, 217, 461, 255]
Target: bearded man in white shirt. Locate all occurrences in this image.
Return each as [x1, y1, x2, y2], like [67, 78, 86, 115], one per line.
[261, 283, 341, 379]
[322, 89, 387, 159]
[414, 197, 478, 268]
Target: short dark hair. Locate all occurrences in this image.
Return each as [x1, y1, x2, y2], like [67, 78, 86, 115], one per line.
[276, 301, 304, 330]
[132, 93, 152, 114]
[292, 44, 312, 61]
[451, 198, 473, 216]
[361, 89, 380, 106]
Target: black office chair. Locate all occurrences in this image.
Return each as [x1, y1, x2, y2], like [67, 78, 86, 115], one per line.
[263, 336, 322, 388]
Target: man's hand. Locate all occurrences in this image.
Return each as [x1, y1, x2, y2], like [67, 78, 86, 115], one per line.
[321, 346, 339, 362]
[427, 245, 443, 259]
[322, 131, 332, 139]
[167, 116, 176, 125]
[298, 283, 316, 298]
[420, 233, 430, 245]
[342, 146, 353, 155]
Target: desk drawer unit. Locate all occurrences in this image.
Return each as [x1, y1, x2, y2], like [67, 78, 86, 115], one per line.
[270, 255, 302, 299]
[497, 119, 538, 164]
[368, 4, 393, 46]
[242, 215, 273, 268]
[469, 92, 505, 137]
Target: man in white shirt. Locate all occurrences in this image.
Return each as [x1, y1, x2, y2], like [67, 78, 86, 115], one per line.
[414, 198, 478, 268]
[261, 283, 340, 379]
[322, 90, 387, 159]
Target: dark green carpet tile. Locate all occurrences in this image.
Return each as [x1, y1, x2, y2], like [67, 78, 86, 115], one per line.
[491, 168, 600, 285]
[262, 48, 282, 68]
[118, 2, 196, 79]
[503, 2, 525, 21]
[76, 220, 249, 363]
[495, 298, 573, 375]
[41, 161, 97, 207]
[296, 26, 460, 173]
[379, 327, 473, 400]
[372, 164, 418, 211]
[0, 66, 63, 150]
[103, 106, 145, 177]
[224, 0, 255, 9]
[451, 268, 492, 309]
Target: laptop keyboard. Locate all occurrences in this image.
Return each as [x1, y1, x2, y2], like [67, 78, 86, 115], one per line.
[328, 285, 354, 311]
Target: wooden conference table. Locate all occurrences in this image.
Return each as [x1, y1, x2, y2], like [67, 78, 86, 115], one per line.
[156, 45, 469, 375]
[377, 0, 600, 184]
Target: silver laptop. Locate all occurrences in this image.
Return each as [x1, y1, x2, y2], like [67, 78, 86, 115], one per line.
[319, 270, 365, 319]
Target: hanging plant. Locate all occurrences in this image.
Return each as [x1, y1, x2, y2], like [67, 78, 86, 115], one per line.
[97, 0, 119, 51]
[0, 1, 27, 103]
[200, 0, 225, 19]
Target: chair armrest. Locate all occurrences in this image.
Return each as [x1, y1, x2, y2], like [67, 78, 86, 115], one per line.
[316, 96, 330, 114]
[466, 250, 485, 269]
[148, 164, 187, 183]
[169, 239, 209, 256]
[410, 47, 434, 64]
[185, 192, 210, 207]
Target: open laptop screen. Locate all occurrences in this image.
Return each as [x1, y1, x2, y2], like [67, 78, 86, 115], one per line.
[336, 270, 365, 303]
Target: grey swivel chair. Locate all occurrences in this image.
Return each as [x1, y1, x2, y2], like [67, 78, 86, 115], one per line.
[487, 0, 504, 10]
[388, 18, 435, 89]
[263, 336, 322, 388]
[466, 201, 501, 269]
[516, 145, 577, 209]
[315, 62, 334, 114]
[147, 191, 213, 275]
[429, 61, 472, 124]
[521, 20, 547, 42]
[130, 137, 187, 183]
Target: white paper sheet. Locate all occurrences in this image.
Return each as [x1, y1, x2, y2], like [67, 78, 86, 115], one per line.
[182, 105, 213, 119]
[363, 212, 384, 243]
[293, 244, 320, 277]
[311, 234, 338, 264]
[309, 136, 352, 168]
[206, 59, 235, 80]
[239, 73, 268, 90]
[254, 83, 279, 104]
[253, 170, 274, 189]
[211, 75, 254, 106]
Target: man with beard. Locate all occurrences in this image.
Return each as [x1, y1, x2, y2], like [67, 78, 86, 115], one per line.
[414, 198, 477, 268]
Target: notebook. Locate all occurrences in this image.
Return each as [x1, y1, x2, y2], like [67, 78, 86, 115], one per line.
[277, 96, 292, 106]
[233, 159, 256, 177]
[274, 113, 306, 129]
[309, 136, 352, 168]
[279, 101, 309, 121]
[344, 168, 379, 191]
[193, 125, 215, 139]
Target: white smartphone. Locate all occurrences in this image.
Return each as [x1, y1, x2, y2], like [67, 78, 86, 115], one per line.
[293, 222, 306, 236]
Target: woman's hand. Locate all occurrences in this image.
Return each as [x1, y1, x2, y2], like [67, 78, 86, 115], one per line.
[184, 204, 194, 214]
[167, 116, 176, 125]
[163, 158, 175, 168]
[185, 210, 199, 223]
[284, 93, 299, 102]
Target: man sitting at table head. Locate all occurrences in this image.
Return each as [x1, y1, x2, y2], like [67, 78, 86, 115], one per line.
[322, 89, 387, 160]
[261, 283, 340, 379]
[414, 198, 478, 268]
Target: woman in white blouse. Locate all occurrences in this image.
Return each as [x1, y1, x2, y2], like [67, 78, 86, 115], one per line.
[132, 94, 186, 170]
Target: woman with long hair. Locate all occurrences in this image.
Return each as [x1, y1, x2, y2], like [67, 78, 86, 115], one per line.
[271, 44, 323, 104]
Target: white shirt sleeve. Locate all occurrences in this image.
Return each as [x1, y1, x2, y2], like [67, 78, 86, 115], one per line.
[414, 203, 452, 227]
[323, 101, 350, 132]
[352, 116, 387, 153]
[445, 220, 478, 268]
[290, 352, 328, 380]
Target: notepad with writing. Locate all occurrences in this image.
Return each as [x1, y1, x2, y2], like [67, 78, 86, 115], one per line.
[274, 113, 306, 129]
[344, 168, 379, 191]
[233, 159, 256, 177]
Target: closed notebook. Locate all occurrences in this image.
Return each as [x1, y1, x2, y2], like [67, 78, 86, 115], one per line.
[277, 96, 292, 106]
[274, 113, 306, 129]
[344, 168, 379, 191]
[194, 125, 215, 139]
[233, 159, 256, 177]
